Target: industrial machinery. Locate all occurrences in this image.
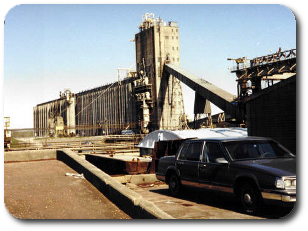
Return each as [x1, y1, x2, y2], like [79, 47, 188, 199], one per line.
[43, 89, 76, 137]
[228, 48, 296, 102]
[4, 117, 11, 149]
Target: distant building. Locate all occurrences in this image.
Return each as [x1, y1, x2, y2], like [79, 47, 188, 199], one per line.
[33, 13, 186, 137]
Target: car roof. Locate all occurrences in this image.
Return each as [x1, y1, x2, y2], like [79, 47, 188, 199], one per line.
[189, 136, 272, 142]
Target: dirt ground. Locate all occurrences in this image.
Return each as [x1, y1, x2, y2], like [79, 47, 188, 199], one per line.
[4, 160, 131, 219]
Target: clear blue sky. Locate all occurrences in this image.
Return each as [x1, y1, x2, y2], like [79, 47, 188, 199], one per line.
[4, 4, 296, 128]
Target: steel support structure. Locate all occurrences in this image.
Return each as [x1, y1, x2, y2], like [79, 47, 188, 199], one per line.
[164, 63, 245, 122]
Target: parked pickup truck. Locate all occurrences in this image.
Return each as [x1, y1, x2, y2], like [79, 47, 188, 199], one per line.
[156, 137, 296, 213]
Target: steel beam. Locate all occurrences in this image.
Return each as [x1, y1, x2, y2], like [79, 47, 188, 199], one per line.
[164, 63, 244, 121]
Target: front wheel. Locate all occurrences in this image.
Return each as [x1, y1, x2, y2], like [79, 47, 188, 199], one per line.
[168, 173, 181, 196]
[239, 183, 262, 214]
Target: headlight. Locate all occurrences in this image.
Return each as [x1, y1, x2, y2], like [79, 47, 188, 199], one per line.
[276, 178, 285, 189]
[276, 177, 296, 189]
[284, 179, 292, 187]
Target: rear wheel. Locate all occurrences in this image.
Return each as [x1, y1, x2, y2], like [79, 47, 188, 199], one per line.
[168, 173, 181, 196]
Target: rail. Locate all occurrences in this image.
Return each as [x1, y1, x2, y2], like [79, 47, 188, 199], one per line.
[5, 133, 142, 152]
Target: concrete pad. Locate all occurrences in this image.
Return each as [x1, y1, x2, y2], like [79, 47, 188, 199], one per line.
[4, 148, 173, 219]
[57, 149, 174, 219]
[4, 160, 131, 219]
[113, 174, 159, 185]
[4, 149, 57, 162]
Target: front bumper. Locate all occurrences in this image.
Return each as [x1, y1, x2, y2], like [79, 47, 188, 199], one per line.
[261, 190, 296, 203]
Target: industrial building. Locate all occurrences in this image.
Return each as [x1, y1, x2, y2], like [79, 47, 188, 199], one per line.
[135, 13, 185, 131]
[33, 13, 186, 137]
[246, 75, 296, 154]
[33, 13, 296, 155]
[229, 48, 296, 153]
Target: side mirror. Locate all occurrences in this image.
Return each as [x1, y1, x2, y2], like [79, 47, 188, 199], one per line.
[215, 158, 228, 164]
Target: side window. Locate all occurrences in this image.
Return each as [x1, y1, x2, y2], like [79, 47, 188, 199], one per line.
[178, 142, 203, 161]
[186, 142, 203, 161]
[178, 142, 189, 160]
[203, 142, 225, 163]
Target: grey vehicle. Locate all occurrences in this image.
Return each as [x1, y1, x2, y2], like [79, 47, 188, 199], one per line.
[156, 137, 296, 213]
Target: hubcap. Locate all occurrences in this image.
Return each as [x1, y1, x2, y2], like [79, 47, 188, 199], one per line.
[171, 180, 176, 188]
[244, 193, 252, 205]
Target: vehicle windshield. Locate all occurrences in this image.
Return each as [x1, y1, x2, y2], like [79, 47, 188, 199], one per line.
[222, 140, 294, 161]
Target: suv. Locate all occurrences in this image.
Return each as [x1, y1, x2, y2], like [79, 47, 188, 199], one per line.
[156, 137, 296, 213]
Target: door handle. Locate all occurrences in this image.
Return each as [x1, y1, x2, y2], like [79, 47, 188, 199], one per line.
[198, 164, 206, 169]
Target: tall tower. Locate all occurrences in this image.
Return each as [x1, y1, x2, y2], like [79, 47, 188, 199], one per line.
[135, 13, 185, 131]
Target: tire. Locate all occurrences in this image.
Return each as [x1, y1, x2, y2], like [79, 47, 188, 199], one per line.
[168, 173, 181, 196]
[239, 183, 262, 214]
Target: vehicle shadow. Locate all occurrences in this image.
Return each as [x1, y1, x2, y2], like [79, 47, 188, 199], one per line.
[150, 186, 293, 219]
